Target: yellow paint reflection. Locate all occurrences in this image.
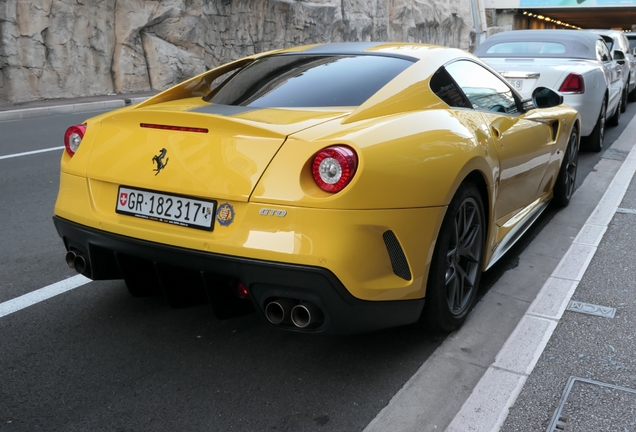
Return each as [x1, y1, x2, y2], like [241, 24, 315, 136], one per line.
[243, 230, 302, 254]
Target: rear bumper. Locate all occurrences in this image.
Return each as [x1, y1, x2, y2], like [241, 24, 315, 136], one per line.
[53, 216, 425, 334]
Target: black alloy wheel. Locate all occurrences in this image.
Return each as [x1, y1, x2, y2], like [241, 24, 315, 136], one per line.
[422, 183, 485, 332]
[553, 126, 579, 207]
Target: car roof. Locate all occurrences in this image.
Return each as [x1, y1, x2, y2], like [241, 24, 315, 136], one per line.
[587, 29, 627, 44]
[275, 42, 469, 62]
[588, 29, 625, 35]
[475, 30, 605, 59]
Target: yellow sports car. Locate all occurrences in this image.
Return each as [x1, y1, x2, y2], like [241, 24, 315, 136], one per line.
[53, 42, 580, 334]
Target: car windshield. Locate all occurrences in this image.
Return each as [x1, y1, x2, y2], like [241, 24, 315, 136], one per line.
[204, 54, 414, 108]
[484, 41, 566, 55]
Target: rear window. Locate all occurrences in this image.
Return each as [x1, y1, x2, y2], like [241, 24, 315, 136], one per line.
[204, 54, 414, 108]
[628, 35, 636, 50]
[485, 42, 566, 56]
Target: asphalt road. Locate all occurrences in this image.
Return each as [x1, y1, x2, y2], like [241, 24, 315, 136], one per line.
[1, 104, 634, 431]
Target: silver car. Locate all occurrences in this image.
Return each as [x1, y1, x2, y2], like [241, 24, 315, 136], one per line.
[588, 29, 636, 108]
[475, 29, 622, 152]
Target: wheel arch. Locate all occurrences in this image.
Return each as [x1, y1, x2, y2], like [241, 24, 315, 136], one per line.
[462, 170, 492, 265]
[462, 170, 490, 230]
[573, 117, 581, 136]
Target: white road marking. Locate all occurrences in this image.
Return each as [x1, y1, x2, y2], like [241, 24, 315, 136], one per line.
[0, 146, 64, 160]
[0, 275, 91, 318]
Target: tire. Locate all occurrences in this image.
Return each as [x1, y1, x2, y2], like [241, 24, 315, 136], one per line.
[629, 82, 636, 102]
[608, 93, 621, 127]
[422, 182, 486, 332]
[621, 85, 628, 113]
[586, 98, 606, 152]
[553, 126, 579, 208]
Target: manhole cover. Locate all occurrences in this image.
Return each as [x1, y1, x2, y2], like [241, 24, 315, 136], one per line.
[617, 208, 636, 215]
[566, 301, 615, 318]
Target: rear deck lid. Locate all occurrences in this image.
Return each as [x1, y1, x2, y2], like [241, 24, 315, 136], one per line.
[85, 103, 349, 202]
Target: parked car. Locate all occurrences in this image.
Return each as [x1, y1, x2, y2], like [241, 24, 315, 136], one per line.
[587, 29, 636, 106]
[625, 31, 636, 54]
[475, 29, 623, 152]
[53, 42, 580, 334]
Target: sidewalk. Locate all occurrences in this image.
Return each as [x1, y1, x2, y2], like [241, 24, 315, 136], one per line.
[0, 92, 157, 121]
[447, 116, 636, 430]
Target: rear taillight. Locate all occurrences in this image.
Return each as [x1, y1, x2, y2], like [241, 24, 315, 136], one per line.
[559, 73, 585, 93]
[64, 124, 86, 156]
[311, 145, 358, 193]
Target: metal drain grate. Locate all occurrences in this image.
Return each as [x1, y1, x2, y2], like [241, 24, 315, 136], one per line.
[566, 300, 615, 318]
[550, 415, 569, 431]
[546, 377, 636, 432]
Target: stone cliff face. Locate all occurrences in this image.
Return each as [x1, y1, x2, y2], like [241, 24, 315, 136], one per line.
[0, 0, 478, 103]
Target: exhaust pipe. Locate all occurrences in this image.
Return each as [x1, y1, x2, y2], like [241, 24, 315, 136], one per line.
[264, 298, 296, 325]
[73, 255, 88, 274]
[65, 251, 77, 269]
[65, 250, 88, 274]
[291, 302, 324, 329]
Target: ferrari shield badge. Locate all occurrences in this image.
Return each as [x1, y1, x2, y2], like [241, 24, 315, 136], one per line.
[216, 203, 235, 226]
[152, 148, 169, 175]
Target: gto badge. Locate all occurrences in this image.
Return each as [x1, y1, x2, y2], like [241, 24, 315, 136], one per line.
[152, 148, 169, 175]
[259, 208, 287, 217]
[216, 203, 235, 226]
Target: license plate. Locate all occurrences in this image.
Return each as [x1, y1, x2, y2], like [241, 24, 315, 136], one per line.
[116, 186, 216, 231]
[508, 79, 523, 91]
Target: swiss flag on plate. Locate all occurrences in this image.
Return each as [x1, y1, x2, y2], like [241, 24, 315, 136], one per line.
[119, 193, 128, 206]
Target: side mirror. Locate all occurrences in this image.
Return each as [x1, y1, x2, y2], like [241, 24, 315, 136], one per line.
[614, 50, 626, 64]
[531, 87, 563, 109]
[633, 47, 636, 56]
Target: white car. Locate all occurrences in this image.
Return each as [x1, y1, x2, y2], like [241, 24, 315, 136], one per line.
[475, 29, 623, 152]
[588, 29, 636, 108]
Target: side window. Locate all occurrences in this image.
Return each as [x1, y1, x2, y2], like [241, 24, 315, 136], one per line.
[430, 67, 471, 108]
[597, 40, 611, 62]
[620, 35, 631, 53]
[444, 60, 520, 114]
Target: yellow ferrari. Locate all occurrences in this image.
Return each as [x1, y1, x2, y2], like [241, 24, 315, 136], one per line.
[53, 42, 580, 334]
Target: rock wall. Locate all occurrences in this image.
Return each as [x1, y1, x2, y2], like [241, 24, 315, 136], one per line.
[0, 0, 479, 103]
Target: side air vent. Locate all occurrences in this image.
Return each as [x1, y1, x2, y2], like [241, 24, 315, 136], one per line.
[550, 120, 559, 142]
[382, 230, 412, 281]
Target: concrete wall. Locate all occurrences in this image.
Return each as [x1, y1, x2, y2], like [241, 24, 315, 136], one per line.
[0, 0, 483, 103]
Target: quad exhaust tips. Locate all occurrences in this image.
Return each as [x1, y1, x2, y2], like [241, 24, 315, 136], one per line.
[65, 250, 88, 274]
[264, 298, 324, 329]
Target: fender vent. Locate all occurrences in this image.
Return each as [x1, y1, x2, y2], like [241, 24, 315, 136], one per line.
[382, 230, 412, 281]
